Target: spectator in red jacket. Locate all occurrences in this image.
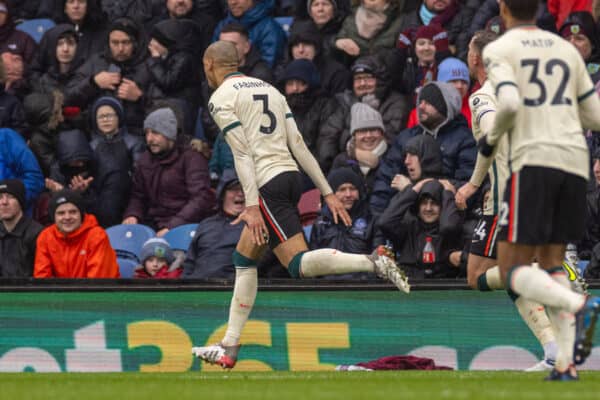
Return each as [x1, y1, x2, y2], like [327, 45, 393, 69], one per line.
[134, 237, 183, 278]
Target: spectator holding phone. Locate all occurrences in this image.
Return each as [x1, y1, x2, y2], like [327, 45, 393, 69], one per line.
[66, 17, 151, 135]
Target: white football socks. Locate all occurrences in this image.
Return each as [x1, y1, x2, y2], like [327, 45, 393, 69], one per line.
[545, 270, 576, 372]
[299, 249, 374, 278]
[510, 266, 584, 313]
[514, 297, 557, 360]
[222, 267, 258, 347]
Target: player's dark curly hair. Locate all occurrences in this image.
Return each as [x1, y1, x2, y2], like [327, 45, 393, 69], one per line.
[502, 0, 539, 21]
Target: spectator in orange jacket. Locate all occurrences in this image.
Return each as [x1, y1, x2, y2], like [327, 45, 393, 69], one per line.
[34, 189, 120, 278]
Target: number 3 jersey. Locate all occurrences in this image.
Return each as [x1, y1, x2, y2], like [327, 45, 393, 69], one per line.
[483, 26, 596, 180]
[208, 73, 300, 204]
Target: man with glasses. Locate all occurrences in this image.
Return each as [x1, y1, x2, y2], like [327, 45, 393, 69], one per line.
[319, 55, 411, 173]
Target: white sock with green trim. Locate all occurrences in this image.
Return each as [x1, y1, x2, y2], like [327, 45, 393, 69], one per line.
[300, 249, 374, 277]
[222, 267, 257, 347]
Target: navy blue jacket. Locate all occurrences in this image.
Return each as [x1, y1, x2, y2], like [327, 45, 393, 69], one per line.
[182, 213, 243, 279]
[212, 0, 287, 68]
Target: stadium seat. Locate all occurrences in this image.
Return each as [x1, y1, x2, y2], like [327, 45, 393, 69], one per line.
[274, 16, 293, 37]
[117, 258, 138, 279]
[579, 260, 589, 274]
[16, 19, 55, 44]
[298, 188, 321, 226]
[105, 224, 156, 261]
[163, 224, 198, 252]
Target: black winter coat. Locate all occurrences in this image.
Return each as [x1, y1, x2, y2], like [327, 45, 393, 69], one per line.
[146, 19, 204, 111]
[0, 217, 43, 277]
[65, 39, 152, 136]
[378, 181, 463, 279]
[0, 88, 26, 137]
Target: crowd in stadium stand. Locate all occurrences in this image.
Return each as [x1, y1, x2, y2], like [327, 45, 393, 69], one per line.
[2, 0, 600, 280]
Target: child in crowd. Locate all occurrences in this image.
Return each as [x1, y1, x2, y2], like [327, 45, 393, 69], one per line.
[134, 238, 184, 279]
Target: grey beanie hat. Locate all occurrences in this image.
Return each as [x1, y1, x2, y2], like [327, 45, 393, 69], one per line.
[140, 237, 175, 264]
[350, 102, 385, 135]
[144, 108, 178, 141]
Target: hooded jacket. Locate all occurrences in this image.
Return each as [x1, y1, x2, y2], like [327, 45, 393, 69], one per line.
[319, 55, 410, 172]
[282, 19, 351, 96]
[0, 85, 26, 137]
[378, 179, 463, 278]
[182, 172, 243, 279]
[52, 0, 107, 65]
[34, 213, 120, 278]
[31, 24, 84, 97]
[0, 128, 44, 208]
[65, 17, 151, 135]
[370, 81, 476, 214]
[240, 45, 275, 84]
[124, 144, 215, 230]
[146, 19, 204, 110]
[212, 0, 287, 68]
[0, 215, 44, 277]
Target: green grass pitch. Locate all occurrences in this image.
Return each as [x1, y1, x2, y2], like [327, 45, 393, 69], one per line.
[3, 371, 600, 400]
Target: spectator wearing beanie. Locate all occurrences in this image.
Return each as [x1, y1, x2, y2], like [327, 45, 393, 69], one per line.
[393, 23, 450, 96]
[332, 102, 388, 193]
[559, 11, 600, 83]
[278, 59, 338, 171]
[135, 237, 183, 279]
[406, 57, 472, 128]
[65, 17, 151, 136]
[123, 107, 215, 236]
[309, 166, 379, 280]
[34, 189, 120, 278]
[370, 81, 476, 214]
[88, 96, 144, 227]
[0, 179, 44, 277]
[182, 169, 245, 279]
[280, 19, 351, 96]
[334, 0, 404, 64]
[549, 0, 592, 30]
[146, 18, 203, 126]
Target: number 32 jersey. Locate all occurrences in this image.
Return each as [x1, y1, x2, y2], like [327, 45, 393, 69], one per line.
[483, 26, 596, 180]
[208, 73, 300, 189]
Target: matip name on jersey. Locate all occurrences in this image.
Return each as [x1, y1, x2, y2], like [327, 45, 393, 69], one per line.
[520, 38, 554, 48]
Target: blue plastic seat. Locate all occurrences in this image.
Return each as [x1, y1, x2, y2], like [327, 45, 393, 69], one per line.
[105, 224, 156, 261]
[117, 258, 139, 279]
[163, 224, 198, 252]
[16, 19, 55, 44]
[303, 224, 313, 241]
[274, 16, 293, 37]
